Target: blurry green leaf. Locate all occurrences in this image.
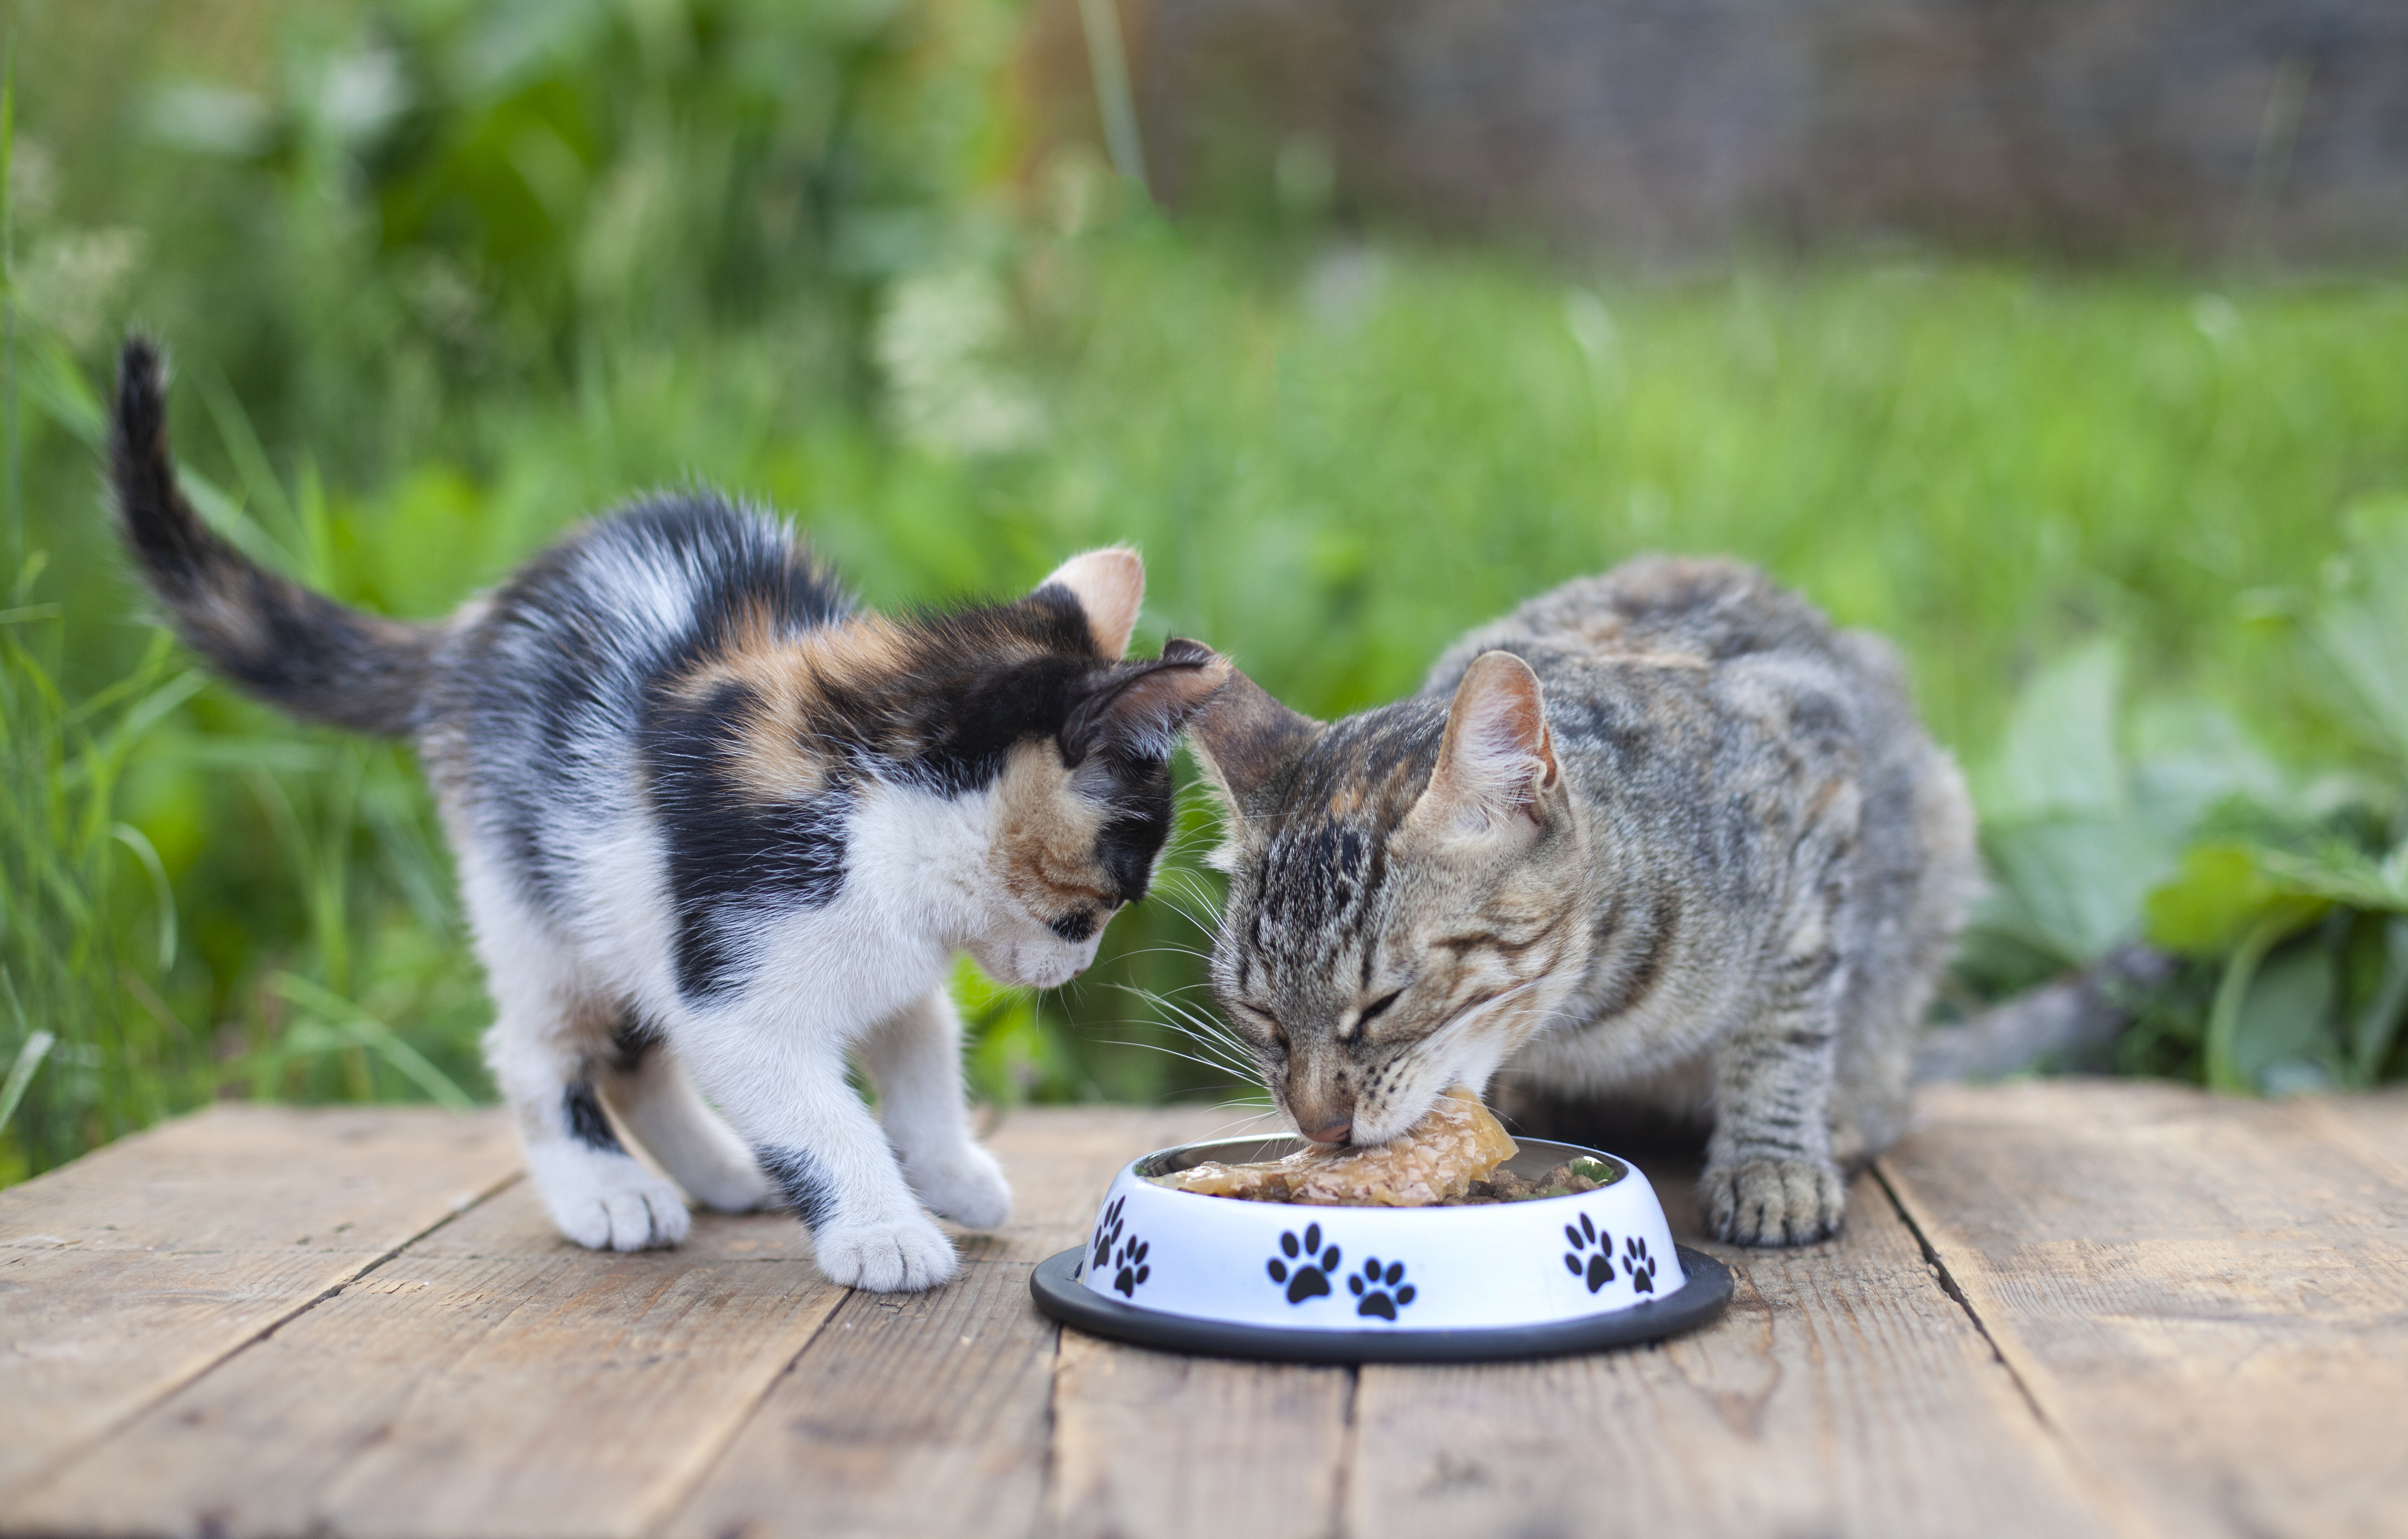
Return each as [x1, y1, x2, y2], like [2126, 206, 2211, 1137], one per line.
[2211, 927, 2343, 1096]
[2312, 498, 2408, 762]
[2147, 844, 2337, 956]
[2126, 699, 2289, 841]
[2348, 917, 2408, 1086]
[1981, 815, 2171, 966]
[1978, 640, 2124, 823]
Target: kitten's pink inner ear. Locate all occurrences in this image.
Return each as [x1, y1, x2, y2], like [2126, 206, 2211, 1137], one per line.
[1422, 651, 1560, 832]
[1038, 548, 1145, 660]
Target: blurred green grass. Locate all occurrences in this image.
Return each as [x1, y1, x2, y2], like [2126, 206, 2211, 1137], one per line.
[6, 0, 2408, 1181]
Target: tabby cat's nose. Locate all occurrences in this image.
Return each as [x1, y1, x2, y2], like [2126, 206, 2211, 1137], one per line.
[1302, 1119, 1353, 1146]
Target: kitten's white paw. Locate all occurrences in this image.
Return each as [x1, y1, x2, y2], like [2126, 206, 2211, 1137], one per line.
[813, 1213, 958, 1292]
[679, 1156, 778, 1214]
[905, 1143, 1013, 1230]
[542, 1162, 692, 1252]
[1701, 1158, 1846, 1247]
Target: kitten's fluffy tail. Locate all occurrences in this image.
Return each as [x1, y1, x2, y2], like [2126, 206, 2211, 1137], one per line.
[109, 337, 438, 737]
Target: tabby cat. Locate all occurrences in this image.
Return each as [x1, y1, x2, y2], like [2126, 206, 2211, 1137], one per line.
[1191, 560, 1976, 1245]
[108, 339, 1227, 1290]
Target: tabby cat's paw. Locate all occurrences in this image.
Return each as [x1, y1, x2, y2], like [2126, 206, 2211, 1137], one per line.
[814, 1213, 959, 1292]
[905, 1143, 1013, 1230]
[1701, 1158, 1846, 1247]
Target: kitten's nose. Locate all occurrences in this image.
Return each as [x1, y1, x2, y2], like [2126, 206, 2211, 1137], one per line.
[1302, 1119, 1352, 1146]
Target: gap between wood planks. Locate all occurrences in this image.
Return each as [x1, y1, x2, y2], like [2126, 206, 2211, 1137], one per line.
[1867, 1161, 2161, 1539]
[1884, 1155, 2183, 1539]
[1868, 1162, 2049, 1424]
[632, 1264, 861, 1533]
[1039, 1164, 2107, 1539]
[4, 1164, 526, 1515]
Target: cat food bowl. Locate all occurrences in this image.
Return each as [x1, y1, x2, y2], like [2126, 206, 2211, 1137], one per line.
[1028, 1134, 1732, 1363]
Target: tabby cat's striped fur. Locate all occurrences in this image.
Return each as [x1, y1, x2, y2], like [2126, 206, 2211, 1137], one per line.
[1192, 560, 1976, 1245]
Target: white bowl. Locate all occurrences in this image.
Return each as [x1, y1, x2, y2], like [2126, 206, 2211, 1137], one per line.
[1029, 1134, 1732, 1363]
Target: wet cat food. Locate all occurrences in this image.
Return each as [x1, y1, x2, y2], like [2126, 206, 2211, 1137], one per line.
[1151, 1088, 1521, 1206]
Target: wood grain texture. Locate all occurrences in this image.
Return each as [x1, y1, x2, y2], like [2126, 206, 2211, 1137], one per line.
[1029, 1104, 1358, 1539]
[1048, 1330, 1354, 1539]
[961, 1104, 1259, 1263]
[661, 1105, 1232, 1539]
[11, 1183, 842, 1539]
[15, 1088, 2403, 1539]
[0, 1105, 518, 1512]
[2303, 1088, 2408, 1185]
[1883, 1080, 2408, 1539]
[1346, 1165, 2121, 1539]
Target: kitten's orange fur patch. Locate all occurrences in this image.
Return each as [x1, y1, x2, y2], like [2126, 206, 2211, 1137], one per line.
[990, 739, 1119, 915]
[667, 611, 923, 802]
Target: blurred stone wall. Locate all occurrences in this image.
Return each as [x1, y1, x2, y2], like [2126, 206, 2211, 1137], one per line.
[1022, 0, 2408, 262]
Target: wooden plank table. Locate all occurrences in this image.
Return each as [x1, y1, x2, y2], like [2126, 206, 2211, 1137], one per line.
[3, 1083, 2402, 1539]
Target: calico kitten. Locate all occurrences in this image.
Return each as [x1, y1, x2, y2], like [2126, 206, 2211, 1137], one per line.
[1190, 559, 1976, 1245]
[109, 339, 1228, 1290]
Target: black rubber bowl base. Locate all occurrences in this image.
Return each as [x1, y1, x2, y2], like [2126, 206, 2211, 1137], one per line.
[1028, 1244, 1732, 1364]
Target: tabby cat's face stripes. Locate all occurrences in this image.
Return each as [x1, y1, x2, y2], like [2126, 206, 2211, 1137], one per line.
[1202, 684, 1595, 1146]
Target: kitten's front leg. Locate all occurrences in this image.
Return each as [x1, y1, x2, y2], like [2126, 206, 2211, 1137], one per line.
[858, 990, 1012, 1229]
[1701, 891, 1851, 1247]
[689, 1035, 959, 1292]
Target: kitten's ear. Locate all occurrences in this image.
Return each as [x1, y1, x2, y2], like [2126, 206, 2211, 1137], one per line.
[1189, 664, 1324, 824]
[1409, 650, 1561, 845]
[1063, 638, 1232, 761]
[1038, 548, 1145, 660]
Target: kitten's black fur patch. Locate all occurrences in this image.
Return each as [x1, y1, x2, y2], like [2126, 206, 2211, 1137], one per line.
[562, 1083, 625, 1152]
[754, 1144, 840, 1232]
[647, 684, 856, 1001]
[608, 1013, 662, 1075]
[110, 337, 1218, 1017]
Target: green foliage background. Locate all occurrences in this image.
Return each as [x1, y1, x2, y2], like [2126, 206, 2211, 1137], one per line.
[5, 0, 2408, 1182]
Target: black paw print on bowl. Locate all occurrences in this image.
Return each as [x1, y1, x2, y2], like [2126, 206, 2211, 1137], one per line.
[1561, 1211, 1615, 1294]
[1623, 1234, 1658, 1294]
[1266, 1223, 1342, 1304]
[1346, 1256, 1416, 1320]
[1089, 1195, 1127, 1278]
[1111, 1232, 1151, 1296]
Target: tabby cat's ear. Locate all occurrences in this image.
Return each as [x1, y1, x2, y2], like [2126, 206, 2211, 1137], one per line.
[1037, 548, 1145, 660]
[1408, 650, 1561, 845]
[1063, 638, 1232, 762]
[1189, 665, 1324, 825]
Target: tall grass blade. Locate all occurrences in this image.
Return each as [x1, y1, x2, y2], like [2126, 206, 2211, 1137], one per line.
[265, 972, 473, 1112]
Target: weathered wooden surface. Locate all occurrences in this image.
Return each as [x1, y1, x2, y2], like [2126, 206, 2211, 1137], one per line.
[0, 1105, 520, 1511]
[1348, 1165, 2127, 1539]
[1881, 1081, 2408, 1539]
[3, 1084, 2404, 1539]
[663, 1108, 1226, 1539]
